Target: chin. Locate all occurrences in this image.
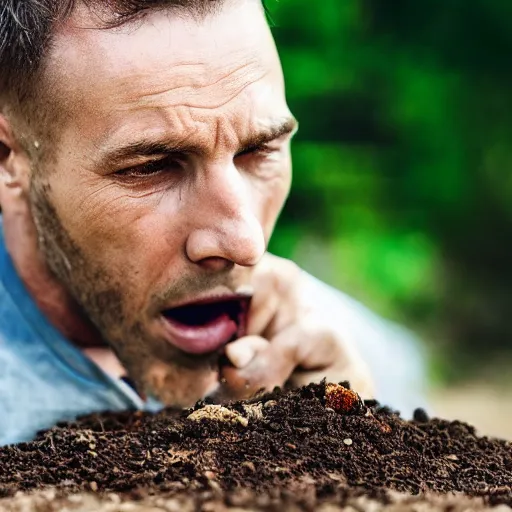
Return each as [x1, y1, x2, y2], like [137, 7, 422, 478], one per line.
[142, 358, 220, 408]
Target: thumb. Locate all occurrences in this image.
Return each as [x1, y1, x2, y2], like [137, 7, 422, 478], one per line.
[224, 335, 269, 369]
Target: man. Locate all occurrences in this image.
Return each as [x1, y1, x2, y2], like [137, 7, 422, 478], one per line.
[0, 0, 425, 446]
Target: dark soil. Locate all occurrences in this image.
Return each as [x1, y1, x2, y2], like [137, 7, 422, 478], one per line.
[1, 382, 511, 511]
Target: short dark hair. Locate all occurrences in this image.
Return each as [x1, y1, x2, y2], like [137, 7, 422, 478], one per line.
[0, 0, 266, 116]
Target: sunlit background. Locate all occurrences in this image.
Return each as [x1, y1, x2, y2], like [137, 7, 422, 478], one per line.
[267, 0, 512, 437]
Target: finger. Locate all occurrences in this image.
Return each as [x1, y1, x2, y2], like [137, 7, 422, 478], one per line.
[230, 318, 373, 401]
[245, 291, 280, 336]
[219, 326, 301, 400]
[246, 254, 301, 336]
[288, 320, 375, 399]
[224, 335, 269, 369]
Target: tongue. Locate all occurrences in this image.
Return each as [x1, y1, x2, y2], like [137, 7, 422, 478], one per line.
[162, 312, 238, 355]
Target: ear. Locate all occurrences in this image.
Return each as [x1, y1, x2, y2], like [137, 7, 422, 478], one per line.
[0, 113, 45, 284]
[0, 113, 32, 196]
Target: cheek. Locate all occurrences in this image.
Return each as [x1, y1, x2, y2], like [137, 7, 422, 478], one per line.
[48, 176, 187, 291]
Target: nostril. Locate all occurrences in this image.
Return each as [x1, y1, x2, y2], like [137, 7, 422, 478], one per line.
[197, 257, 235, 272]
[0, 142, 10, 161]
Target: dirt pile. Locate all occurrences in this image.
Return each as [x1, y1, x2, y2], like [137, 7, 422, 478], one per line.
[0, 382, 511, 511]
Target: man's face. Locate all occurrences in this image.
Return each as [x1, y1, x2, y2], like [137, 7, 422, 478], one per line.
[28, 0, 295, 404]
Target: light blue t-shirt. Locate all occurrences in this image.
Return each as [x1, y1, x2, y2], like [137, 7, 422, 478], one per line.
[0, 219, 426, 446]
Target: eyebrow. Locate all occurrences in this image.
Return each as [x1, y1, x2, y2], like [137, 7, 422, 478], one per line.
[97, 117, 298, 169]
[237, 117, 299, 153]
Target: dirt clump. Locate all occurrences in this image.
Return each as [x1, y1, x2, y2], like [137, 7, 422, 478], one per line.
[0, 382, 511, 511]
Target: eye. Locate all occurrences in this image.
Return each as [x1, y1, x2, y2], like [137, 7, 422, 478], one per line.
[115, 157, 182, 179]
[235, 143, 276, 158]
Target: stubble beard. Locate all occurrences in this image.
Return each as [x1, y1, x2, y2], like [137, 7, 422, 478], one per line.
[28, 178, 220, 406]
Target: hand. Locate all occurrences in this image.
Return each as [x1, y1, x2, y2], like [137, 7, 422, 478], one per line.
[215, 253, 374, 401]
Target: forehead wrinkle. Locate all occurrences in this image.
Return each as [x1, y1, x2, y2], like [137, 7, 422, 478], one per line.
[46, 2, 285, 159]
[112, 60, 267, 112]
[93, 66, 272, 155]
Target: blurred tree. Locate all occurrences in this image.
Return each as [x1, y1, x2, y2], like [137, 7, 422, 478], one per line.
[267, 0, 512, 382]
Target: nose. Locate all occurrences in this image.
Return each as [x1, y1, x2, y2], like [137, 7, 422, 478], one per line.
[185, 163, 266, 270]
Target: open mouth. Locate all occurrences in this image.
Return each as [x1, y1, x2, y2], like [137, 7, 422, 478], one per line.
[161, 297, 250, 355]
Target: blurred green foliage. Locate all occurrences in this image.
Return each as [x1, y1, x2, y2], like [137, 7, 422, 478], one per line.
[267, 0, 512, 382]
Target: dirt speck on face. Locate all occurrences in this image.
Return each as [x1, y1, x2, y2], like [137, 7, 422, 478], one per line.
[0, 382, 511, 511]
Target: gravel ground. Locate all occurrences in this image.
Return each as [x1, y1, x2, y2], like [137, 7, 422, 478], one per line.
[0, 487, 511, 512]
